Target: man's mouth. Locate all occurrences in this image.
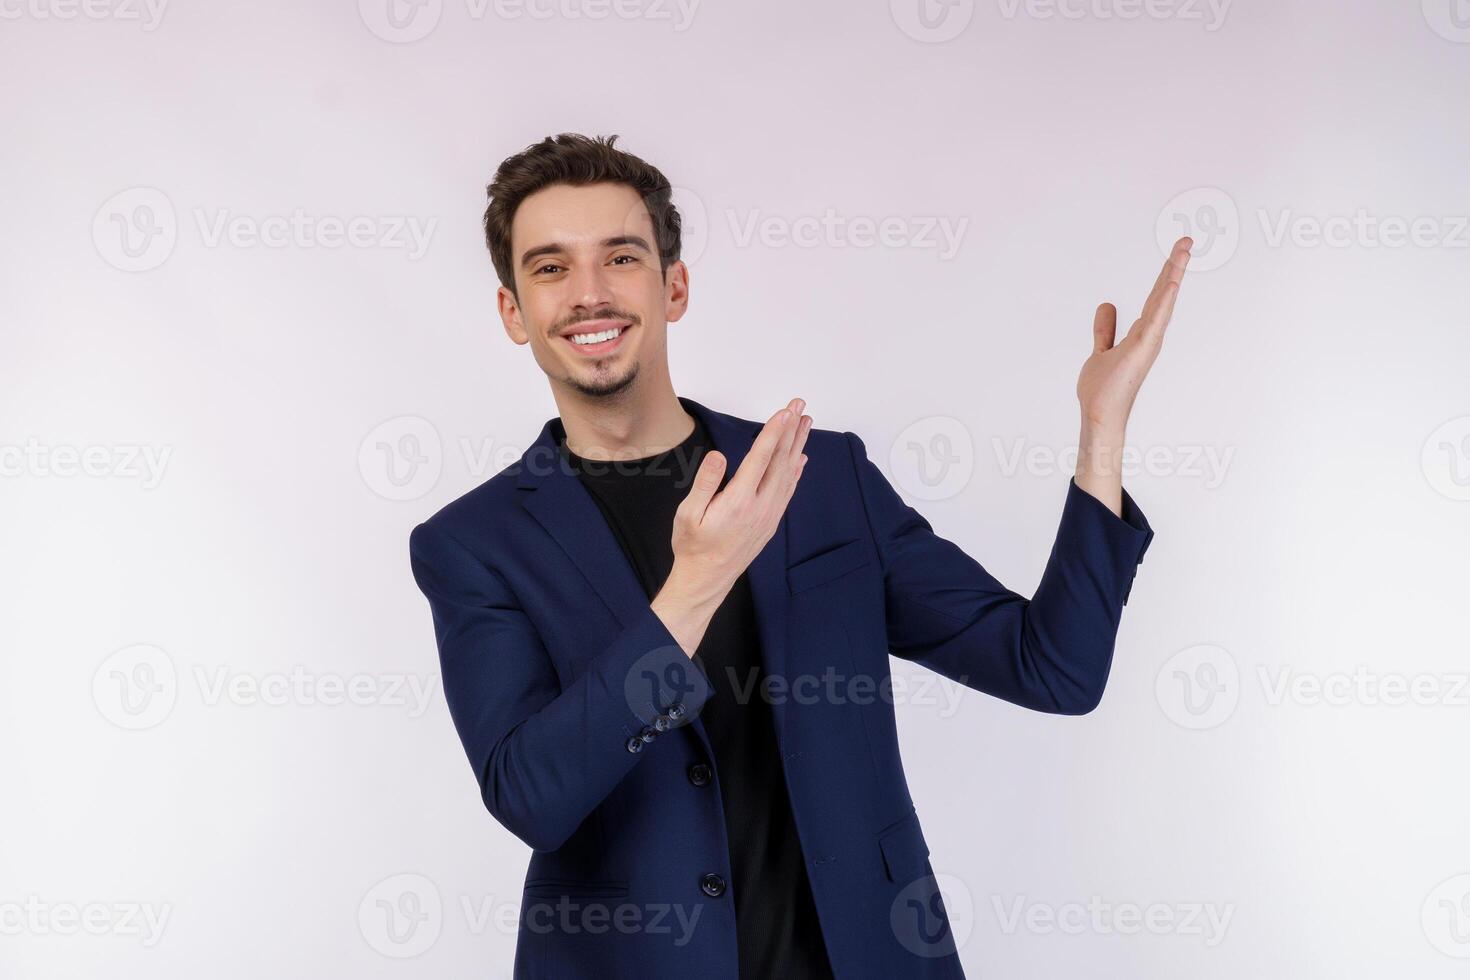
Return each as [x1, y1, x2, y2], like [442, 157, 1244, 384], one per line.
[560, 320, 632, 357]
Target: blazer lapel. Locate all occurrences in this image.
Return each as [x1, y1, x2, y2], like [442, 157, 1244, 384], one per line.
[517, 437, 652, 634]
[515, 395, 795, 749]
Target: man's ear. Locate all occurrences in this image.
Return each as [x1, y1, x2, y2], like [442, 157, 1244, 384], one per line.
[499, 285, 529, 344]
[664, 259, 690, 323]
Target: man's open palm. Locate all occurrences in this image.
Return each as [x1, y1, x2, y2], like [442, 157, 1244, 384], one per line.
[1077, 236, 1193, 432]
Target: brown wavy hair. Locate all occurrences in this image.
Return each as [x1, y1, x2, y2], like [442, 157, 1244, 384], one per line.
[483, 133, 683, 301]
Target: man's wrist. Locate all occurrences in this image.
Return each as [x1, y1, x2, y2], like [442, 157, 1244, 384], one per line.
[651, 564, 727, 659]
[1076, 417, 1127, 479]
[1074, 416, 1126, 516]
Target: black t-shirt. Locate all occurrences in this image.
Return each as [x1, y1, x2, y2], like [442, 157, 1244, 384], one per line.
[556, 412, 835, 980]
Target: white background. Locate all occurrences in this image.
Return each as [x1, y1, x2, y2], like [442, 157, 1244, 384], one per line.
[3, 0, 1469, 976]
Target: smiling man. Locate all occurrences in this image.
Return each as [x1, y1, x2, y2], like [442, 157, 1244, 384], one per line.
[408, 133, 1190, 979]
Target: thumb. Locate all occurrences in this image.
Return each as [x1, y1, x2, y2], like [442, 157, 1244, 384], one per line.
[1092, 302, 1117, 353]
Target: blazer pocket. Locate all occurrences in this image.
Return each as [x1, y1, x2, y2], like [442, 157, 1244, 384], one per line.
[522, 878, 631, 900]
[876, 808, 931, 883]
[787, 538, 870, 595]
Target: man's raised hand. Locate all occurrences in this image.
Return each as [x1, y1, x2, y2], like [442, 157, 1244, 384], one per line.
[652, 398, 811, 657]
[1072, 237, 1192, 516]
[1076, 236, 1192, 434]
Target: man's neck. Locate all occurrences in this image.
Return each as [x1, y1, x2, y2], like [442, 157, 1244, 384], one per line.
[555, 387, 696, 462]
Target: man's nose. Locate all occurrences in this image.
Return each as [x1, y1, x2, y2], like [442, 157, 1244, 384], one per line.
[568, 261, 615, 310]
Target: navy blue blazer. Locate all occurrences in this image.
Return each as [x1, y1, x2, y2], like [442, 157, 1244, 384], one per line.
[408, 395, 1154, 979]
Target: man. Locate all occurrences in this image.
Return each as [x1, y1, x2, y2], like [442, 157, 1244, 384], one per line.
[408, 133, 1190, 979]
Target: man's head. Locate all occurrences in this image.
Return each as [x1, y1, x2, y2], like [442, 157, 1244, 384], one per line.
[485, 134, 689, 400]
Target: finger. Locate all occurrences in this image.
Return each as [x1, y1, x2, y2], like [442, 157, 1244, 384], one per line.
[791, 414, 813, 461]
[1128, 279, 1180, 348]
[773, 429, 810, 507]
[1140, 237, 1192, 325]
[677, 449, 726, 522]
[778, 452, 808, 512]
[768, 415, 812, 502]
[1092, 303, 1117, 353]
[1152, 278, 1182, 335]
[758, 405, 807, 497]
[1143, 240, 1189, 318]
[728, 399, 801, 498]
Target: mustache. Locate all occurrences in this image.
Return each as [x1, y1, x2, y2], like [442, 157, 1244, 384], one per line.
[554, 310, 640, 333]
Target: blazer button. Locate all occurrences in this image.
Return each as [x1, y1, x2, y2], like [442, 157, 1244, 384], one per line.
[687, 763, 712, 787]
[700, 873, 726, 898]
[652, 715, 670, 732]
[625, 736, 644, 754]
[639, 727, 658, 743]
[667, 702, 685, 721]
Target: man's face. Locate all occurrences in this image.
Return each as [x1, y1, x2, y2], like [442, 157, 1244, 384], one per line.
[499, 181, 688, 399]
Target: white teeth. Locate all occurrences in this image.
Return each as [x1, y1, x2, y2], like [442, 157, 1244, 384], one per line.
[569, 326, 624, 345]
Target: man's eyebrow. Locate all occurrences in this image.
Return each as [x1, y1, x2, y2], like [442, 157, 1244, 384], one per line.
[519, 235, 653, 271]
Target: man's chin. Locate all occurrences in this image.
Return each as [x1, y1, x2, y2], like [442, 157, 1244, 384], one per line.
[565, 362, 639, 399]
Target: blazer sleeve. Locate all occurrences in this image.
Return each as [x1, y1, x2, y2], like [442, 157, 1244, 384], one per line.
[842, 430, 1154, 715]
[409, 519, 712, 852]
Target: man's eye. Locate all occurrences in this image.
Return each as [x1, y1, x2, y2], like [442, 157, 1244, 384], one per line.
[536, 264, 562, 275]
[611, 255, 637, 265]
